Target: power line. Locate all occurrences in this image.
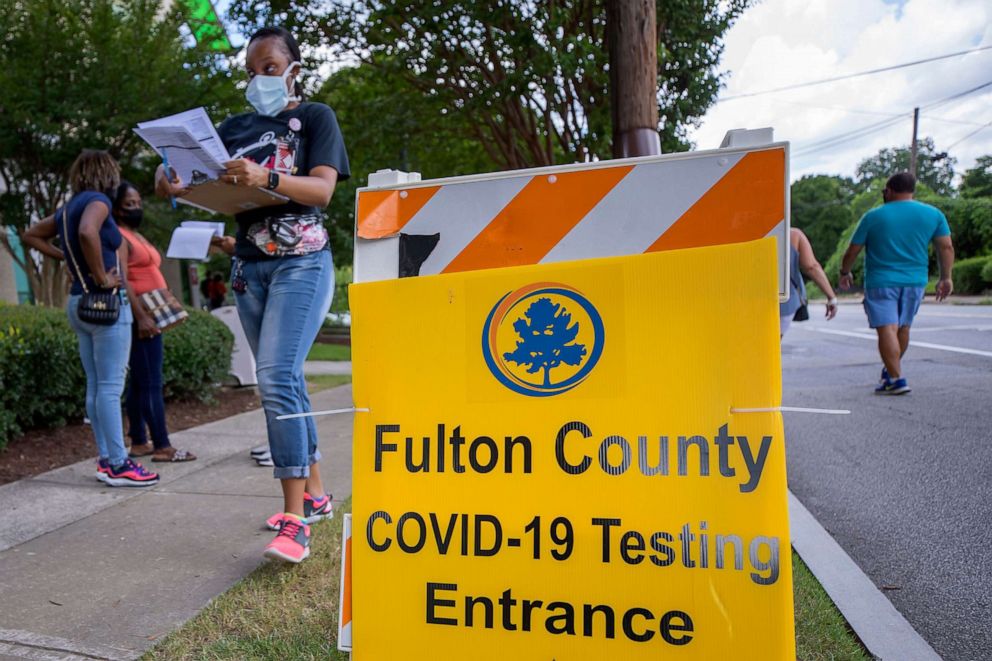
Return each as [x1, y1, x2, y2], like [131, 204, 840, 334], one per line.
[946, 120, 992, 150]
[793, 115, 907, 157]
[921, 79, 992, 110]
[767, 99, 989, 129]
[792, 79, 992, 158]
[719, 44, 992, 101]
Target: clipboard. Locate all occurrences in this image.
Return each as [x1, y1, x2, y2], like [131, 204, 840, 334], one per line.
[178, 179, 289, 216]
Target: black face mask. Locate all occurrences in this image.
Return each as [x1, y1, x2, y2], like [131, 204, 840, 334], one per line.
[118, 208, 143, 228]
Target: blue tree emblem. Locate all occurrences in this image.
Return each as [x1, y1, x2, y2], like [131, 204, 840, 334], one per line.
[503, 297, 587, 387]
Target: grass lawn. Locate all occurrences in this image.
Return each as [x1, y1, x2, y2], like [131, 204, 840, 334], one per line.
[307, 343, 351, 362]
[146, 499, 869, 660]
[144, 500, 352, 661]
[793, 551, 871, 660]
[305, 374, 352, 393]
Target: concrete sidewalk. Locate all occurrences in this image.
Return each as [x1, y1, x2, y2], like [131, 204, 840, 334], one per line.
[0, 385, 354, 661]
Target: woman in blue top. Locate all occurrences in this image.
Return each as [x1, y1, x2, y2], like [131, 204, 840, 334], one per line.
[23, 150, 160, 487]
[156, 27, 349, 563]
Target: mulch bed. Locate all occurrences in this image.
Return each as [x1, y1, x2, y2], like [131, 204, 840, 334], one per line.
[0, 387, 261, 487]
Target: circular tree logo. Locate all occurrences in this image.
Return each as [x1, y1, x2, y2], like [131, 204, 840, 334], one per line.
[482, 282, 604, 397]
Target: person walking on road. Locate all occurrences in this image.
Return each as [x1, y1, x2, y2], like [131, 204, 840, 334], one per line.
[780, 227, 838, 337]
[839, 172, 955, 395]
[156, 26, 349, 563]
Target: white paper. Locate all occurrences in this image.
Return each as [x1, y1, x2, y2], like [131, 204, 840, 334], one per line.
[166, 227, 217, 260]
[133, 126, 226, 186]
[180, 220, 225, 237]
[137, 107, 230, 165]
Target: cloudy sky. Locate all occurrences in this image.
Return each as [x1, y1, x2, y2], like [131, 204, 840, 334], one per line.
[690, 0, 992, 181]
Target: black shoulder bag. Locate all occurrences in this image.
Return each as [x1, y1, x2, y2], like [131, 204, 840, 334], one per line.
[61, 208, 121, 325]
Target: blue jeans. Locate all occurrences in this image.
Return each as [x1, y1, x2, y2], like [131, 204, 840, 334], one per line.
[67, 294, 133, 466]
[234, 250, 334, 479]
[126, 328, 170, 449]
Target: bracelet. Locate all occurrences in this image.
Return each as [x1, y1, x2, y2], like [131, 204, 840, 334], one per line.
[827, 297, 838, 306]
[840, 270, 851, 277]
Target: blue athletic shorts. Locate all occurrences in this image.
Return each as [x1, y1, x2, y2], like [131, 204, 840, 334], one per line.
[863, 287, 925, 328]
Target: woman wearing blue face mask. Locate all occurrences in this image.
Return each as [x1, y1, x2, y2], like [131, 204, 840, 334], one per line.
[155, 26, 350, 564]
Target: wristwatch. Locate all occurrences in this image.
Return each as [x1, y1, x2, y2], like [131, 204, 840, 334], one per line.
[267, 170, 280, 191]
[827, 297, 838, 306]
[840, 270, 851, 277]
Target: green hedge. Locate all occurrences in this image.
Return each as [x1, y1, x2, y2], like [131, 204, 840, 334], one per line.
[980, 258, 992, 285]
[0, 305, 234, 450]
[0, 306, 86, 448]
[954, 255, 992, 295]
[162, 308, 234, 402]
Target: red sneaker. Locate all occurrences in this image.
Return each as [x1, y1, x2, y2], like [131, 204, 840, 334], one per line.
[263, 515, 311, 563]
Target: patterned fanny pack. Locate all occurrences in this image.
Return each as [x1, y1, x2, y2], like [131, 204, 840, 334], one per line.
[246, 213, 329, 257]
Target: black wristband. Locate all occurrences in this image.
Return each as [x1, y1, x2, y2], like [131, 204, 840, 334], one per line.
[267, 170, 280, 190]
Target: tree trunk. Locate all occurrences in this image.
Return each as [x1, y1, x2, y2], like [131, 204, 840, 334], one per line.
[606, 0, 662, 158]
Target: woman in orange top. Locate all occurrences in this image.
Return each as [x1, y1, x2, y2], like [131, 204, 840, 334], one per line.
[115, 182, 195, 462]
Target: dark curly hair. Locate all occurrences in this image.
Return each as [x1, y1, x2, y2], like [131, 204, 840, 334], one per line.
[68, 149, 120, 195]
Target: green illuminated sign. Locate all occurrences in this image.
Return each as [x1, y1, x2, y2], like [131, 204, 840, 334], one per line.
[181, 0, 231, 51]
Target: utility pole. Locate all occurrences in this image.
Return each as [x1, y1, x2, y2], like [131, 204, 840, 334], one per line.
[606, 0, 661, 158]
[909, 107, 920, 177]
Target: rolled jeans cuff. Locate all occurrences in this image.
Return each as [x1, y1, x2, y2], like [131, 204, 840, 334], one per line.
[273, 465, 310, 480]
[310, 448, 321, 465]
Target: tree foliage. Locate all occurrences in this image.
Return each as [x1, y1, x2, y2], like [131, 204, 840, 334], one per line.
[960, 155, 992, 199]
[228, 0, 750, 169]
[790, 175, 856, 262]
[317, 62, 501, 264]
[0, 0, 242, 305]
[854, 137, 956, 196]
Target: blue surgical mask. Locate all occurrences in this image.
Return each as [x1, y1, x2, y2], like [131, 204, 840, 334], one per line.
[246, 62, 301, 117]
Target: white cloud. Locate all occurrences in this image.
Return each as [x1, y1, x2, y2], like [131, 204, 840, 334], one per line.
[691, 0, 992, 181]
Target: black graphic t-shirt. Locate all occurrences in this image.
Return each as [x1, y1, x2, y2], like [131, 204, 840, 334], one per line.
[216, 102, 351, 259]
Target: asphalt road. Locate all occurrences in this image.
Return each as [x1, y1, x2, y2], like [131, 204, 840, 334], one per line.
[781, 300, 992, 661]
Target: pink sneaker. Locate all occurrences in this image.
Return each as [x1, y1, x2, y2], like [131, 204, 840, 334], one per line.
[263, 516, 311, 563]
[265, 493, 333, 530]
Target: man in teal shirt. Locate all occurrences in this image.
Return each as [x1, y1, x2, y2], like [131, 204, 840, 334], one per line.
[839, 172, 954, 395]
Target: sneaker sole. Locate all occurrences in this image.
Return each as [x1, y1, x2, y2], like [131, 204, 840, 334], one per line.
[265, 509, 333, 531]
[875, 387, 911, 395]
[304, 509, 334, 524]
[95, 472, 109, 483]
[104, 477, 160, 487]
[263, 546, 310, 563]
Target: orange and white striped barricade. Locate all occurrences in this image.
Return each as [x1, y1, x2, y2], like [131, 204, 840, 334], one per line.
[353, 132, 789, 297]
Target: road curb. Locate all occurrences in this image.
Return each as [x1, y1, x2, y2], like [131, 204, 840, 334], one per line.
[789, 490, 941, 661]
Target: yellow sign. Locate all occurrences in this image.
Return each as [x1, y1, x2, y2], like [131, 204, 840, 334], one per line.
[350, 238, 794, 659]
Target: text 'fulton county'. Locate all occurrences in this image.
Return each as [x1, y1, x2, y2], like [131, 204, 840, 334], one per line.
[374, 422, 772, 493]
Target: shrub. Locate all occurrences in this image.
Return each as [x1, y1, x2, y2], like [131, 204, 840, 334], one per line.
[0, 305, 234, 448]
[981, 258, 992, 285]
[162, 308, 234, 402]
[0, 305, 86, 449]
[954, 255, 992, 295]
[331, 264, 352, 314]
